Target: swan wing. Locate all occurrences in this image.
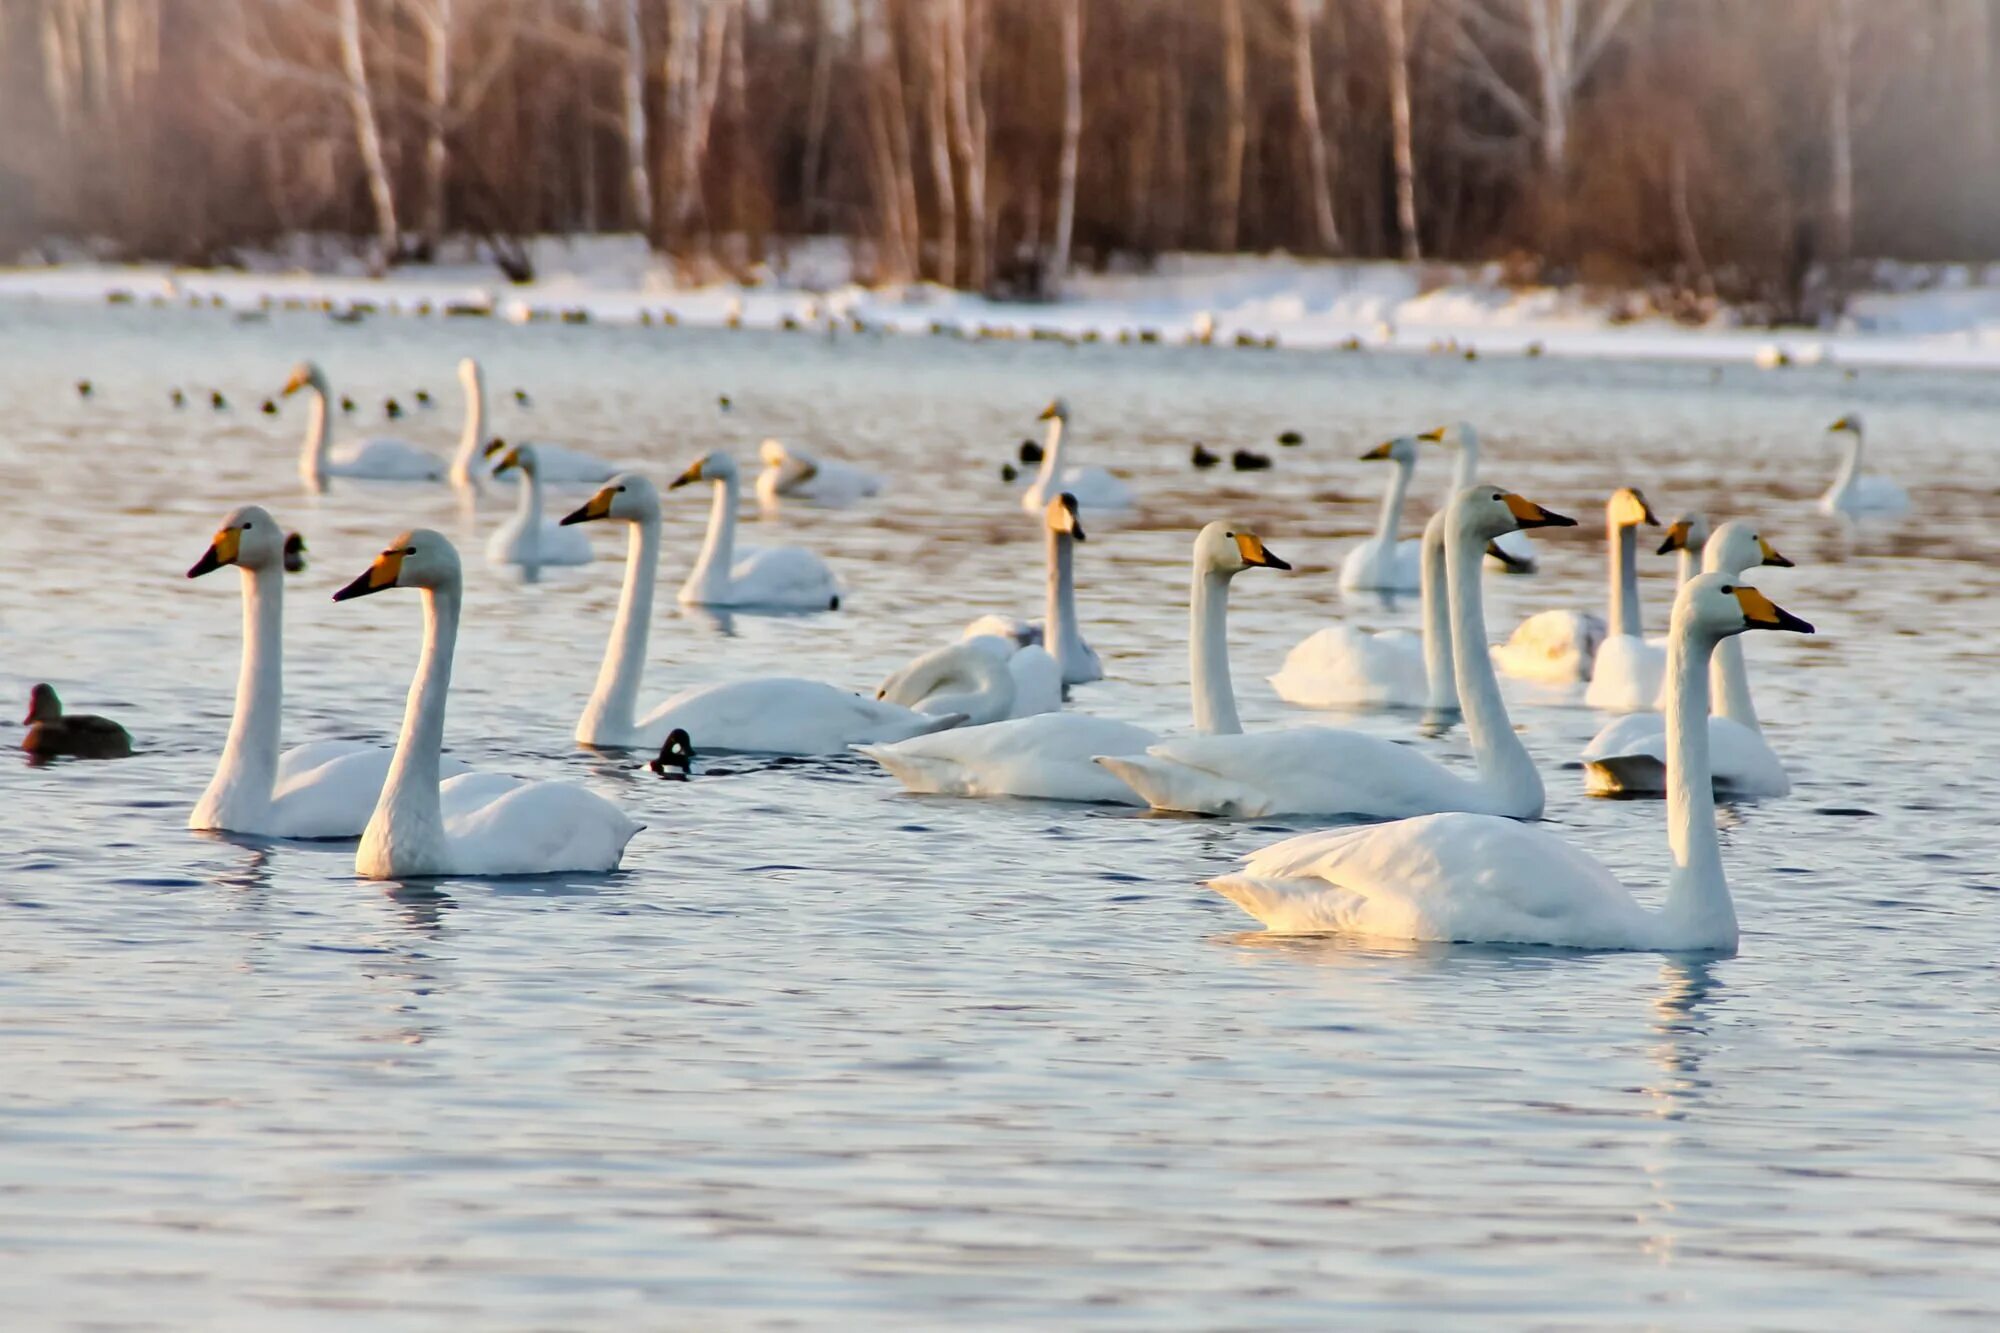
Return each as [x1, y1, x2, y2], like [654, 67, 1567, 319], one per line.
[1269, 626, 1426, 710]
[728, 546, 842, 609]
[1493, 609, 1604, 683]
[1582, 714, 1788, 798]
[439, 774, 641, 874]
[267, 741, 472, 839]
[858, 713, 1154, 802]
[640, 677, 956, 754]
[1585, 634, 1666, 713]
[520, 441, 619, 483]
[328, 438, 446, 480]
[1096, 726, 1483, 820]
[1005, 646, 1064, 718]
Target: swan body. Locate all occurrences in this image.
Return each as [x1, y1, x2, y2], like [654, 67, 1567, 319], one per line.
[1100, 489, 1570, 819]
[1421, 422, 1537, 573]
[755, 438, 883, 510]
[1584, 522, 1797, 797]
[1581, 488, 1665, 711]
[331, 531, 640, 878]
[1209, 575, 1814, 951]
[1338, 435, 1423, 592]
[670, 451, 842, 610]
[877, 634, 1043, 725]
[1820, 414, 1908, 517]
[284, 362, 445, 488]
[484, 444, 594, 568]
[1491, 609, 1606, 683]
[1020, 398, 1135, 513]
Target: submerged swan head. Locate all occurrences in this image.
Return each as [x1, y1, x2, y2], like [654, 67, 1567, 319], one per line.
[1045, 492, 1085, 540]
[280, 361, 326, 398]
[561, 472, 661, 526]
[1359, 435, 1420, 466]
[1195, 521, 1292, 575]
[1607, 487, 1659, 530]
[670, 451, 738, 488]
[1677, 571, 1814, 642]
[1828, 413, 1863, 437]
[490, 442, 542, 480]
[1037, 397, 1071, 423]
[1451, 486, 1576, 540]
[332, 529, 460, 601]
[187, 504, 287, 578]
[1658, 511, 1711, 556]
[1702, 521, 1793, 578]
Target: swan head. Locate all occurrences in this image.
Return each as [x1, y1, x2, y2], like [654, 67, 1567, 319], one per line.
[457, 356, 480, 387]
[1046, 492, 1085, 541]
[1828, 413, 1863, 436]
[1657, 511, 1711, 555]
[1196, 521, 1291, 575]
[561, 472, 661, 525]
[670, 451, 737, 488]
[280, 361, 326, 398]
[1416, 421, 1475, 449]
[490, 441, 540, 479]
[332, 529, 460, 601]
[1606, 487, 1658, 530]
[1451, 486, 1576, 540]
[1678, 571, 1814, 641]
[1037, 397, 1070, 423]
[1702, 521, 1793, 578]
[1359, 435, 1419, 466]
[758, 438, 790, 468]
[187, 504, 286, 577]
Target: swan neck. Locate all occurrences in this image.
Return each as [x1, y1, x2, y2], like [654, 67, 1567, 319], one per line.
[1190, 567, 1240, 735]
[686, 472, 739, 598]
[1610, 524, 1642, 637]
[580, 514, 661, 742]
[1830, 431, 1863, 498]
[1421, 518, 1456, 713]
[1677, 546, 1699, 587]
[1663, 623, 1737, 948]
[195, 563, 285, 823]
[300, 388, 330, 487]
[372, 583, 459, 854]
[1450, 439, 1477, 491]
[1710, 635, 1760, 731]
[514, 465, 544, 563]
[1375, 455, 1413, 547]
[450, 365, 485, 486]
[1046, 526, 1086, 678]
[1036, 416, 1067, 492]
[1446, 517, 1540, 812]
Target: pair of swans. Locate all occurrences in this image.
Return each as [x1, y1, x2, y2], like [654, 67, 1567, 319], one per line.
[1340, 423, 1537, 593]
[670, 452, 842, 610]
[1018, 399, 1136, 513]
[1582, 521, 1797, 797]
[1821, 414, 1908, 517]
[1491, 487, 1657, 691]
[1210, 573, 1813, 951]
[858, 521, 1291, 803]
[755, 438, 883, 512]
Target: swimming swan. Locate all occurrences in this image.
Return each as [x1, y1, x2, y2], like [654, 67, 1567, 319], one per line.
[1582, 521, 1797, 797]
[755, 438, 884, 511]
[1420, 422, 1536, 573]
[562, 475, 960, 753]
[1097, 488, 1572, 819]
[1583, 488, 1667, 711]
[485, 443, 594, 568]
[1820, 414, 1909, 517]
[1019, 398, 1136, 513]
[1338, 436, 1423, 592]
[858, 522, 1290, 803]
[331, 531, 641, 878]
[669, 451, 842, 610]
[1209, 574, 1814, 951]
[283, 361, 445, 489]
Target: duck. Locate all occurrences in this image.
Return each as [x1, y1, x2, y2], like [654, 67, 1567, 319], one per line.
[1582, 488, 1668, 711]
[75, 379, 93, 398]
[210, 390, 228, 410]
[1208, 574, 1814, 951]
[1277, 430, 1305, 447]
[1097, 487, 1574, 819]
[1018, 439, 1044, 464]
[283, 361, 446, 488]
[669, 451, 842, 610]
[384, 397, 404, 420]
[185, 507, 466, 837]
[1820, 413, 1909, 516]
[1338, 436, 1423, 592]
[1582, 521, 1797, 797]
[485, 443, 595, 568]
[1191, 443, 1220, 470]
[858, 522, 1290, 803]
[1270, 507, 1455, 713]
[650, 729, 694, 778]
[331, 531, 641, 877]
[21, 684, 132, 759]
[1231, 449, 1271, 472]
[1491, 487, 1654, 685]
[170, 388, 185, 408]
[1019, 398, 1136, 513]
[282, 531, 308, 573]
[560, 475, 957, 753]
[1419, 422, 1537, 573]
[754, 438, 884, 511]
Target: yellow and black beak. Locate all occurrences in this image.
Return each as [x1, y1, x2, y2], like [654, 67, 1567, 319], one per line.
[482, 437, 507, 458]
[1036, 401, 1062, 421]
[1636, 492, 1659, 526]
[187, 526, 241, 578]
[1234, 532, 1291, 570]
[1732, 585, 1813, 634]
[1657, 519, 1692, 555]
[1501, 493, 1577, 530]
[1828, 415, 1856, 433]
[332, 548, 406, 602]
[1359, 440, 1396, 461]
[668, 459, 705, 490]
[561, 486, 616, 526]
[491, 446, 524, 477]
[1757, 536, 1793, 568]
[281, 367, 310, 397]
[1417, 426, 1446, 443]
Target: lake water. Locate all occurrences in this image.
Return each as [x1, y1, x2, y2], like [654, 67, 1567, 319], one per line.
[3, 302, 1998, 1328]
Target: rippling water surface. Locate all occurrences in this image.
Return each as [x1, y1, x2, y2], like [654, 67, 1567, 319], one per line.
[3, 304, 1999, 1328]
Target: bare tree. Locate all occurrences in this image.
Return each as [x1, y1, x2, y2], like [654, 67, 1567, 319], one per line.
[1453, 0, 1639, 181]
[1821, 0, 1857, 263]
[1383, 0, 1420, 259]
[1287, 0, 1340, 253]
[335, 0, 400, 260]
[943, 0, 990, 290]
[924, 2, 958, 284]
[1049, 0, 1083, 289]
[1216, 0, 1246, 250]
[405, 0, 457, 252]
[621, 0, 654, 235]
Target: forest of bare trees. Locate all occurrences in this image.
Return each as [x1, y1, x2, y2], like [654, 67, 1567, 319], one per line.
[5, 0, 1998, 313]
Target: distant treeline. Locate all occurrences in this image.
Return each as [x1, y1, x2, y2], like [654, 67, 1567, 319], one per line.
[6, 0, 1998, 315]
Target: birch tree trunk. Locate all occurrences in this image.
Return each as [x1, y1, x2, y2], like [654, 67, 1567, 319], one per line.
[800, 0, 835, 228]
[925, 5, 957, 285]
[1049, 0, 1083, 291]
[622, 0, 654, 236]
[418, 0, 454, 253]
[336, 0, 399, 262]
[1822, 0, 1856, 263]
[1216, 0, 1246, 252]
[1383, 0, 1420, 260]
[943, 0, 989, 291]
[1287, 0, 1340, 253]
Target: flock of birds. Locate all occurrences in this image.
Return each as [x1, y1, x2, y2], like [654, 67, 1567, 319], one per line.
[24, 358, 1914, 955]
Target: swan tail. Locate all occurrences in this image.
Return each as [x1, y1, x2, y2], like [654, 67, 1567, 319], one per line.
[1091, 754, 1254, 817]
[853, 743, 964, 795]
[1208, 874, 1352, 933]
[910, 711, 969, 737]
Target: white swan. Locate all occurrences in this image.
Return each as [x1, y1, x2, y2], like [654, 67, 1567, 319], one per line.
[1583, 488, 1668, 712]
[875, 634, 1034, 725]
[1269, 508, 1455, 713]
[1582, 522, 1796, 797]
[858, 522, 1291, 803]
[1420, 421, 1537, 573]
[562, 475, 960, 753]
[1019, 398, 1136, 513]
[1820, 413, 1909, 517]
[331, 531, 641, 877]
[1097, 487, 1573, 819]
[1208, 574, 1815, 951]
[1660, 511, 1711, 586]
[283, 361, 446, 489]
[754, 438, 883, 511]
[484, 443, 595, 569]
[1338, 436, 1423, 592]
[452, 358, 618, 486]
[669, 451, 842, 610]
[185, 506, 466, 838]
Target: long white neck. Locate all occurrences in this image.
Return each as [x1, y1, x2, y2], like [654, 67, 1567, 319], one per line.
[1420, 510, 1456, 713]
[1445, 517, 1543, 814]
[1450, 435, 1478, 491]
[1609, 523, 1642, 637]
[1710, 636, 1760, 731]
[1374, 455, 1414, 551]
[577, 514, 661, 744]
[1829, 431, 1863, 503]
[1046, 525, 1088, 680]
[1035, 416, 1067, 494]
[359, 584, 460, 876]
[1676, 543, 1701, 587]
[683, 473, 739, 600]
[449, 366, 486, 487]
[299, 387, 331, 490]
[1659, 623, 1737, 949]
[512, 466, 544, 565]
[190, 563, 285, 827]
[1189, 567, 1240, 735]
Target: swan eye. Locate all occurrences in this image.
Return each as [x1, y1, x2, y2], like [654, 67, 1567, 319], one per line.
[242, 521, 253, 529]
[616, 485, 626, 493]
[403, 546, 417, 556]
[1224, 531, 1234, 538]
[1719, 584, 1735, 593]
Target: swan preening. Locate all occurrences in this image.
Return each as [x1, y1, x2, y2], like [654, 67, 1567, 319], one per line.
[485, 443, 594, 569]
[285, 361, 447, 489]
[1210, 574, 1814, 952]
[1493, 487, 1649, 689]
[1101, 488, 1572, 819]
[670, 452, 843, 610]
[1820, 414, 1909, 517]
[331, 530, 641, 877]
[1019, 398, 1136, 513]
[755, 438, 884, 511]
[1583, 521, 1797, 797]
[1339, 436, 1423, 592]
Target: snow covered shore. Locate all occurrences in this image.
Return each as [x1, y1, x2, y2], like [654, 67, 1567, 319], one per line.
[5, 236, 2000, 370]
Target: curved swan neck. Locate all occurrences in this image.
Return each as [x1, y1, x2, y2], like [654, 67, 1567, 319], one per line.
[685, 472, 740, 599]
[300, 388, 330, 489]
[579, 514, 661, 742]
[512, 465, 544, 564]
[1828, 430, 1863, 502]
[1609, 523, 1642, 637]
[1035, 415, 1067, 493]
[449, 365, 486, 486]
[1190, 567, 1240, 735]
[1420, 514, 1456, 713]
[193, 563, 285, 823]
[1375, 456, 1414, 548]
[1445, 514, 1541, 812]
[1662, 622, 1736, 948]
[366, 583, 460, 867]
[1046, 525, 1087, 678]
[1711, 636, 1760, 731]
[1450, 436, 1478, 491]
